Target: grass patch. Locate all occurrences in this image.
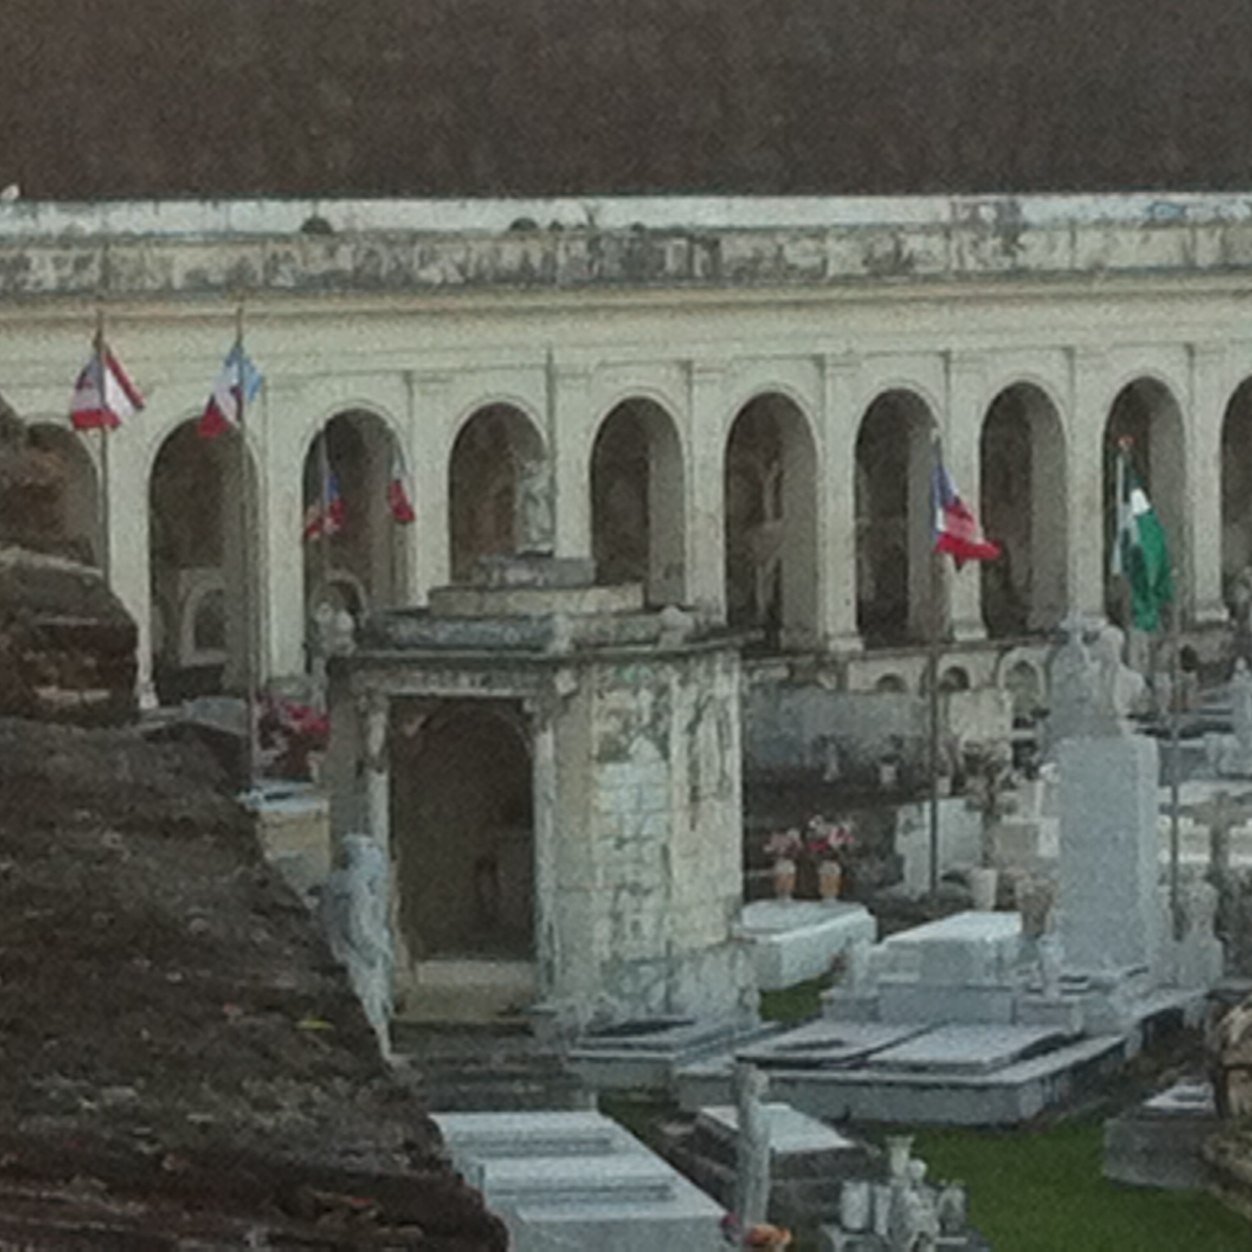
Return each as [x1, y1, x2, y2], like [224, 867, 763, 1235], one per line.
[915, 1120, 1249, 1252]
[759, 973, 832, 1024]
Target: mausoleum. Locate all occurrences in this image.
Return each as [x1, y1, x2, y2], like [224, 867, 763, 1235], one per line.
[325, 555, 753, 1030]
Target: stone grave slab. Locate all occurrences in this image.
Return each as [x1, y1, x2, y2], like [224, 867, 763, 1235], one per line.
[869, 1024, 1065, 1075]
[875, 981, 1018, 1026]
[874, 910, 1022, 985]
[697, 1103, 860, 1158]
[1103, 1079, 1217, 1190]
[735, 900, 876, 991]
[434, 1110, 624, 1162]
[434, 1109, 726, 1252]
[569, 1016, 779, 1091]
[738, 1020, 927, 1069]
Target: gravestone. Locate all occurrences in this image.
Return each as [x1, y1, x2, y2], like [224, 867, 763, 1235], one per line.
[1055, 625, 1160, 976]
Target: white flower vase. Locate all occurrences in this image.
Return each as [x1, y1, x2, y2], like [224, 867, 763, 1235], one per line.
[772, 857, 797, 901]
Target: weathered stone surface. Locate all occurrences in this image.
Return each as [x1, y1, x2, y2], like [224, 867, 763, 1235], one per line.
[0, 716, 506, 1248]
[0, 546, 136, 725]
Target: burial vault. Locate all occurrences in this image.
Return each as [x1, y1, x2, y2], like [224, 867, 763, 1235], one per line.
[325, 555, 753, 1031]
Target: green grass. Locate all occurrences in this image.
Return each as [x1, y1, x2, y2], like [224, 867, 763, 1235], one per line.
[915, 1120, 1251, 1252]
[759, 973, 831, 1024]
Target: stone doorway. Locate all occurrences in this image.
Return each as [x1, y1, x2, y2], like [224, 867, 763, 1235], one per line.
[390, 697, 536, 1018]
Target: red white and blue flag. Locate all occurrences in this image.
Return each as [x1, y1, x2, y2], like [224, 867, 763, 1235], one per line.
[303, 471, 346, 541]
[388, 454, 416, 524]
[69, 345, 145, 431]
[198, 342, 263, 439]
[932, 454, 1001, 568]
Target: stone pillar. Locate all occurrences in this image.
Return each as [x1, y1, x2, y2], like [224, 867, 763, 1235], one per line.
[907, 413, 938, 641]
[1029, 396, 1069, 631]
[820, 354, 862, 652]
[1067, 348, 1110, 620]
[362, 690, 390, 852]
[105, 419, 153, 701]
[1190, 344, 1230, 626]
[529, 691, 561, 1004]
[263, 381, 311, 685]
[687, 362, 728, 623]
[945, 352, 986, 641]
[551, 362, 591, 562]
[411, 371, 451, 603]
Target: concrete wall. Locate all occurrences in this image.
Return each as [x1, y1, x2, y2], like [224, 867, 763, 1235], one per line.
[2, 193, 1250, 696]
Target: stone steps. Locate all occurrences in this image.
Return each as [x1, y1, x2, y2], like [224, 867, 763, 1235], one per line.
[392, 1022, 590, 1113]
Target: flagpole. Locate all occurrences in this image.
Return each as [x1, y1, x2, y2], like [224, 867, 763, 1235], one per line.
[1169, 556, 1183, 940]
[319, 421, 332, 609]
[235, 302, 258, 787]
[94, 305, 111, 588]
[928, 437, 943, 898]
[928, 546, 942, 897]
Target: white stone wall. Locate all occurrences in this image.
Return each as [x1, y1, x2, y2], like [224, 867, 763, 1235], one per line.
[549, 649, 746, 1021]
[3, 194, 1252, 692]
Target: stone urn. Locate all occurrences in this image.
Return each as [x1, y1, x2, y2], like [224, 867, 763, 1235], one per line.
[818, 860, 843, 900]
[772, 858, 798, 901]
[969, 865, 998, 911]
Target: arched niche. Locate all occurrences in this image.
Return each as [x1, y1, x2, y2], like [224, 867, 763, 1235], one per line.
[1221, 379, 1252, 610]
[303, 409, 411, 626]
[149, 419, 259, 703]
[723, 392, 819, 650]
[449, 404, 548, 582]
[1103, 378, 1185, 626]
[391, 699, 534, 963]
[855, 389, 937, 646]
[590, 397, 685, 604]
[979, 384, 1068, 638]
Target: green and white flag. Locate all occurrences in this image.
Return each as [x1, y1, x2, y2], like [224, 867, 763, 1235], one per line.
[1111, 450, 1173, 633]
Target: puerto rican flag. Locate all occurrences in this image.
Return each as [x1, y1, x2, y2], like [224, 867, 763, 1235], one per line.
[303, 471, 345, 542]
[69, 345, 144, 431]
[198, 341, 263, 439]
[388, 454, 416, 524]
[932, 454, 1001, 568]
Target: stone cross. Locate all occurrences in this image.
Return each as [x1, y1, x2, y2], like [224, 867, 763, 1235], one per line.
[732, 1062, 771, 1230]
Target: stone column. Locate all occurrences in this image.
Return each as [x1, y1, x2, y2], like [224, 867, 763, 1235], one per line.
[528, 689, 561, 1005]
[106, 418, 153, 701]
[687, 362, 728, 623]
[362, 690, 390, 852]
[820, 354, 863, 652]
[263, 380, 311, 685]
[551, 362, 591, 562]
[1067, 348, 1110, 620]
[1190, 343, 1230, 626]
[944, 352, 987, 641]
[411, 371, 451, 603]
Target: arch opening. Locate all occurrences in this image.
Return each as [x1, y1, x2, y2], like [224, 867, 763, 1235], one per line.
[979, 384, 1068, 638]
[723, 393, 818, 650]
[149, 420, 259, 703]
[391, 699, 534, 964]
[590, 398, 685, 603]
[449, 404, 548, 582]
[856, 390, 936, 646]
[302, 409, 412, 629]
[1103, 379, 1185, 628]
[1222, 379, 1252, 617]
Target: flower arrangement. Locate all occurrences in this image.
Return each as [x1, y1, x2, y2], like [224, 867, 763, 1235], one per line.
[805, 815, 856, 864]
[763, 828, 804, 862]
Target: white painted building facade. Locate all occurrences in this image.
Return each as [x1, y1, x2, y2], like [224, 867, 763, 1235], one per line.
[3, 192, 1252, 701]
